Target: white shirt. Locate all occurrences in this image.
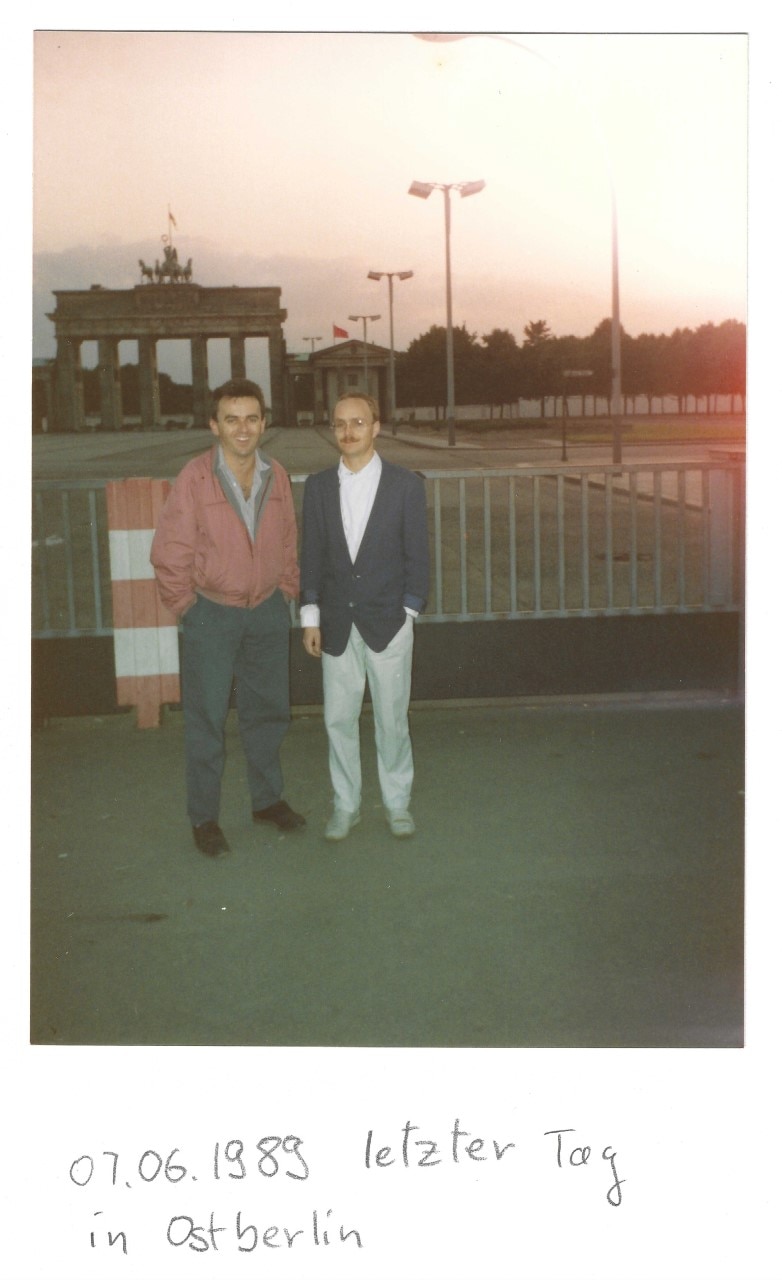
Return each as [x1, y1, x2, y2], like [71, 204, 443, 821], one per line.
[300, 452, 417, 628]
[338, 451, 382, 561]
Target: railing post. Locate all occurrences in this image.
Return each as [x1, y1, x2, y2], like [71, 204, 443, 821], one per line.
[707, 451, 745, 608]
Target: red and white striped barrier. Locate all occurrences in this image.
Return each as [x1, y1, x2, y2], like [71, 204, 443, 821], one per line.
[106, 477, 180, 728]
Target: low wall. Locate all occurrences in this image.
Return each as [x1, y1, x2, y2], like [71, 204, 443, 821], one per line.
[32, 613, 740, 723]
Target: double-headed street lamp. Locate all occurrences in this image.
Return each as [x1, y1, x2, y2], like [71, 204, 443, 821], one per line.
[408, 179, 485, 447]
[303, 336, 321, 353]
[348, 313, 381, 389]
[367, 269, 414, 433]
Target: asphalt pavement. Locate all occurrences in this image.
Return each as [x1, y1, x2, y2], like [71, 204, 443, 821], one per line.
[31, 420, 744, 482]
[31, 696, 743, 1049]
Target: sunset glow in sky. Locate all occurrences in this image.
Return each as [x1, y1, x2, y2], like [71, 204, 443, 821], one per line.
[33, 29, 747, 375]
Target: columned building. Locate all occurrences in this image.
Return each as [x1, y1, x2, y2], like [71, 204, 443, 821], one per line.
[46, 284, 288, 431]
[286, 339, 390, 425]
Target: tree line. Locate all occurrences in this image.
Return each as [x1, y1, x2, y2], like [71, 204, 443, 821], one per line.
[395, 318, 746, 417]
[79, 367, 193, 418]
[73, 316, 745, 422]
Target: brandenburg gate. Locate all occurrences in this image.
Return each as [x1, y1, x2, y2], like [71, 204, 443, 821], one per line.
[47, 278, 289, 431]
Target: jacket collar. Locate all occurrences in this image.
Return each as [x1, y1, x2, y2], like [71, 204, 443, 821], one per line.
[211, 445, 275, 535]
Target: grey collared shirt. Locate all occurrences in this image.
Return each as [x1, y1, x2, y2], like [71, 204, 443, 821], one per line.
[216, 446, 269, 538]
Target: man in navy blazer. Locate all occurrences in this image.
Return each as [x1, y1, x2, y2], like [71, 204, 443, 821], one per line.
[300, 393, 429, 840]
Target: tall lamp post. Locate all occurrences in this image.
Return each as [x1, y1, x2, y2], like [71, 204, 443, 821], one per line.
[348, 313, 381, 390]
[302, 337, 322, 424]
[367, 270, 414, 433]
[408, 179, 485, 447]
[415, 32, 623, 462]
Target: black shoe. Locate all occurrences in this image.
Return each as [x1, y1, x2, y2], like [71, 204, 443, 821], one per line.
[192, 821, 231, 857]
[252, 800, 306, 832]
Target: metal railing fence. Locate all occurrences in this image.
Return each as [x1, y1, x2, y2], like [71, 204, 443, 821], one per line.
[408, 460, 744, 621]
[33, 480, 112, 637]
[32, 461, 744, 638]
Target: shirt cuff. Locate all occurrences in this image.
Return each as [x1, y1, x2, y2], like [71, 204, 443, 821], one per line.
[299, 604, 321, 628]
[404, 607, 418, 617]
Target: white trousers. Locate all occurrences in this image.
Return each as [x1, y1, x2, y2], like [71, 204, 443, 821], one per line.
[322, 617, 414, 814]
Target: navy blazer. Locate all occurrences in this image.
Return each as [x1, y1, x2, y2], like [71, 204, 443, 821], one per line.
[300, 458, 429, 656]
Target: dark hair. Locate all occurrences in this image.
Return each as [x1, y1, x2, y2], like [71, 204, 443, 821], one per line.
[332, 391, 380, 424]
[210, 378, 266, 419]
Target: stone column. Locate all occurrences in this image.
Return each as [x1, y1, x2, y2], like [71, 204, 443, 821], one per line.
[191, 335, 210, 429]
[268, 325, 286, 427]
[230, 334, 247, 379]
[55, 337, 85, 433]
[98, 337, 123, 431]
[138, 336, 161, 430]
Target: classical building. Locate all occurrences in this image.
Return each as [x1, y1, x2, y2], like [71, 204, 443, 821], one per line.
[286, 339, 391, 424]
[40, 247, 401, 431]
[46, 282, 288, 431]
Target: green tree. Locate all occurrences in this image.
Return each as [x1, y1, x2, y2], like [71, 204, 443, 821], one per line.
[479, 328, 524, 417]
[624, 331, 666, 413]
[397, 324, 482, 418]
[520, 320, 555, 416]
[659, 327, 693, 411]
[714, 319, 746, 411]
[691, 320, 746, 411]
[583, 319, 634, 413]
[82, 364, 193, 421]
[523, 319, 553, 346]
[552, 333, 589, 416]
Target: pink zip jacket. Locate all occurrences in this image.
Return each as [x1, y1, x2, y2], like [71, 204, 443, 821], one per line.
[150, 447, 300, 617]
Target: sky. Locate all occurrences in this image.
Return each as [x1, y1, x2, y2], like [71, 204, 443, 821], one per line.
[31, 27, 748, 384]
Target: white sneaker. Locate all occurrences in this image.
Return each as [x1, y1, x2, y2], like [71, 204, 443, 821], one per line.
[386, 809, 415, 838]
[325, 810, 361, 841]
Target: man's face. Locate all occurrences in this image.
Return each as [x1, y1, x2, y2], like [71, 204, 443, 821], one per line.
[332, 398, 380, 470]
[209, 396, 265, 462]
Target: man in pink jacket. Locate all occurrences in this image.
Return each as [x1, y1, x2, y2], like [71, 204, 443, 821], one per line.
[151, 378, 304, 857]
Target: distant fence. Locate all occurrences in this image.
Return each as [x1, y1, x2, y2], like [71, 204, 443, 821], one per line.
[32, 460, 744, 639]
[397, 396, 744, 421]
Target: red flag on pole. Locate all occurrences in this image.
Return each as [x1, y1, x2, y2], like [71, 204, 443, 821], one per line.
[333, 323, 348, 339]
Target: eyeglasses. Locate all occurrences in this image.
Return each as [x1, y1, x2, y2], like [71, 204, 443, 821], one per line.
[332, 417, 369, 431]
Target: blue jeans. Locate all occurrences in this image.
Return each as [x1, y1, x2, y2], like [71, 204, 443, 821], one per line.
[181, 591, 291, 826]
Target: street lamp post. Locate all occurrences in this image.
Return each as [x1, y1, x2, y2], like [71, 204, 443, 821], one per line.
[415, 32, 623, 461]
[408, 179, 485, 447]
[367, 269, 414, 433]
[302, 337, 322, 423]
[609, 186, 622, 462]
[347, 313, 381, 390]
